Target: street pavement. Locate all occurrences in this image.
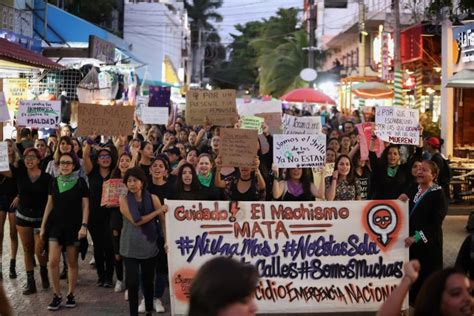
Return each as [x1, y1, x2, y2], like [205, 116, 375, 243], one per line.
[1, 212, 471, 315]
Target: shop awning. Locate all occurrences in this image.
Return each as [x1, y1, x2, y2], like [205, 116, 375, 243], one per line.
[0, 38, 63, 70]
[446, 70, 474, 88]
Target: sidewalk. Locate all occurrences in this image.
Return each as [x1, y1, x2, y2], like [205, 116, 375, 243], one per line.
[1, 214, 469, 315]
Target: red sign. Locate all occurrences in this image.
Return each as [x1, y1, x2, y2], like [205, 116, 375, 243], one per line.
[401, 24, 422, 63]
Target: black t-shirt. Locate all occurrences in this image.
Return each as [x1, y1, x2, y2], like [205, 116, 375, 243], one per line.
[147, 180, 174, 205]
[12, 163, 52, 212]
[140, 163, 151, 177]
[87, 167, 110, 211]
[173, 188, 210, 200]
[355, 166, 372, 200]
[48, 177, 89, 229]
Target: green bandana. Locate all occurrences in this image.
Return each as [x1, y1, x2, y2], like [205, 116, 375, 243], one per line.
[198, 172, 213, 187]
[387, 165, 400, 178]
[57, 173, 79, 193]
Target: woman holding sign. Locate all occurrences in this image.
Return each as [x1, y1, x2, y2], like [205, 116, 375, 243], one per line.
[119, 167, 166, 316]
[40, 152, 89, 310]
[399, 160, 448, 304]
[325, 154, 361, 201]
[271, 166, 324, 201]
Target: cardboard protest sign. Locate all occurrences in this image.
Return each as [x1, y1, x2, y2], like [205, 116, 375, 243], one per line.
[240, 115, 264, 134]
[375, 106, 420, 145]
[141, 107, 169, 125]
[0, 142, 8, 172]
[220, 128, 258, 168]
[273, 134, 326, 168]
[237, 100, 282, 116]
[73, 103, 135, 136]
[0, 92, 10, 122]
[17, 100, 61, 128]
[185, 89, 237, 126]
[282, 114, 322, 134]
[255, 112, 282, 134]
[166, 199, 409, 315]
[135, 95, 149, 120]
[101, 179, 128, 207]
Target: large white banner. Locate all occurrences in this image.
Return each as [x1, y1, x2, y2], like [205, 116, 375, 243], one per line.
[282, 114, 322, 134]
[238, 100, 282, 116]
[375, 106, 419, 145]
[18, 100, 61, 128]
[166, 200, 409, 315]
[273, 134, 326, 168]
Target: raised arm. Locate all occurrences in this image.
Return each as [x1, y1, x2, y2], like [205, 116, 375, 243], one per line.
[325, 171, 338, 201]
[214, 156, 226, 189]
[82, 140, 94, 175]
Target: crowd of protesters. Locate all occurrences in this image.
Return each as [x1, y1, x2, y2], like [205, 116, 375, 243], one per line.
[0, 104, 469, 316]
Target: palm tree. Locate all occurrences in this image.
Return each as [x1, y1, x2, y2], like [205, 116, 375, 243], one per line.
[184, 0, 223, 83]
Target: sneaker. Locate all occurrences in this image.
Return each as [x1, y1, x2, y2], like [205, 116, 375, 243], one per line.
[65, 293, 76, 308]
[124, 289, 128, 301]
[103, 279, 113, 288]
[154, 298, 165, 313]
[114, 280, 124, 293]
[138, 298, 146, 313]
[47, 294, 62, 311]
[96, 278, 104, 287]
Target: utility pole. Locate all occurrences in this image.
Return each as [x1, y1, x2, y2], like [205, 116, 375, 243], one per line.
[308, 0, 315, 72]
[358, 0, 366, 77]
[393, 0, 403, 106]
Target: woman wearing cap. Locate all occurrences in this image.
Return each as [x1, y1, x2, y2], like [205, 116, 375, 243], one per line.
[40, 151, 89, 310]
[83, 140, 117, 288]
[1, 148, 52, 294]
[425, 136, 451, 199]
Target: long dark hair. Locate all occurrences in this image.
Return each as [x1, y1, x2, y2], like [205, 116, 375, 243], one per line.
[189, 257, 259, 316]
[381, 144, 401, 168]
[414, 267, 467, 316]
[284, 168, 313, 197]
[176, 163, 201, 193]
[334, 154, 356, 185]
[111, 152, 132, 179]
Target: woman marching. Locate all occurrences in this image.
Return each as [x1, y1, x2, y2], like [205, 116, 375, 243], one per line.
[325, 154, 361, 201]
[272, 166, 324, 201]
[1, 147, 52, 294]
[119, 167, 167, 316]
[0, 140, 20, 280]
[399, 160, 448, 303]
[40, 152, 89, 310]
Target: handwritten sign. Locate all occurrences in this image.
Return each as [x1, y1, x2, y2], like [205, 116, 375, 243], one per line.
[273, 134, 326, 168]
[375, 106, 419, 145]
[141, 107, 169, 125]
[282, 114, 322, 134]
[135, 95, 149, 120]
[255, 112, 282, 134]
[220, 128, 258, 168]
[18, 100, 61, 128]
[73, 103, 135, 136]
[241, 116, 264, 134]
[0, 142, 8, 172]
[101, 179, 128, 207]
[185, 89, 237, 126]
[166, 199, 409, 315]
[0, 92, 10, 122]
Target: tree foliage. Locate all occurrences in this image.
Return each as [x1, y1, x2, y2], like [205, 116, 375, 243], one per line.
[48, 0, 117, 27]
[184, 0, 223, 48]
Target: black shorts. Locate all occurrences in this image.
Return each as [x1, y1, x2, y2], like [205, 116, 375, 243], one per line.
[16, 208, 42, 228]
[48, 225, 80, 246]
[109, 207, 123, 231]
[0, 196, 15, 213]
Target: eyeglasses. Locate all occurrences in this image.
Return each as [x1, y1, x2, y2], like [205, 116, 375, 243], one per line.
[98, 154, 111, 159]
[24, 156, 38, 161]
[59, 161, 74, 166]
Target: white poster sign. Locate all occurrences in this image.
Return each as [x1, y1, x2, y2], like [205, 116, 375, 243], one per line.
[0, 142, 9, 172]
[273, 134, 326, 168]
[141, 107, 169, 125]
[238, 100, 282, 116]
[166, 199, 409, 315]
[375, 106, 419, 145]
[135, 95, 149, 120]
[18, 100, 61, 129]
[0, 92, 10, 122]
[282, 114, 322, 134]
